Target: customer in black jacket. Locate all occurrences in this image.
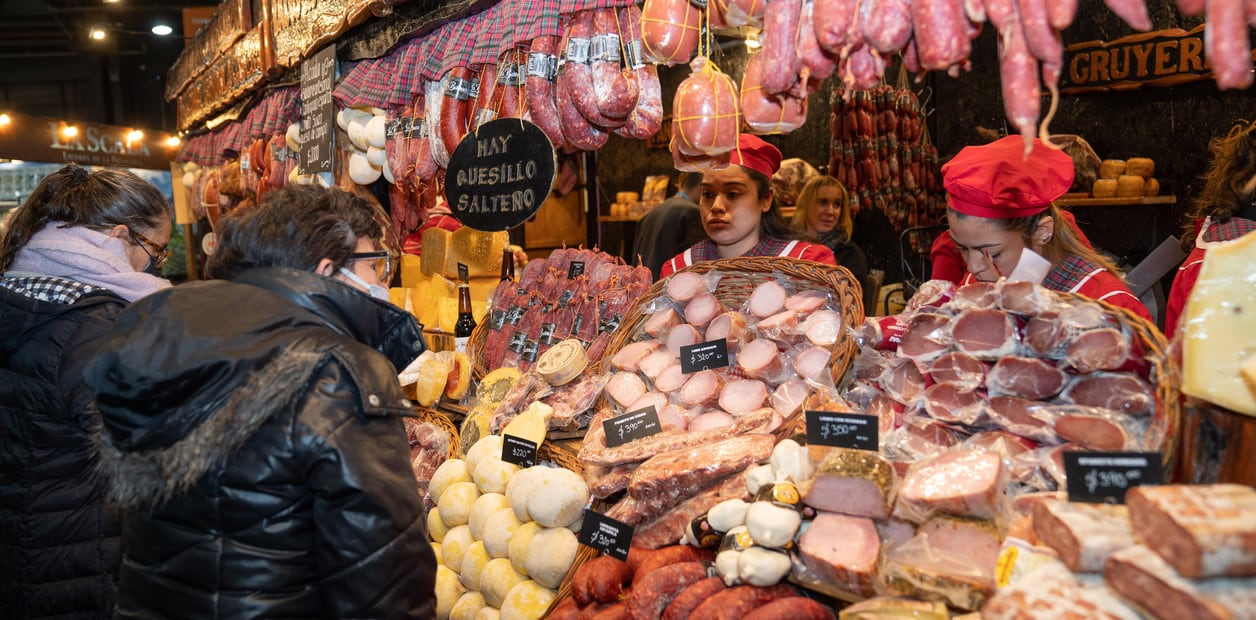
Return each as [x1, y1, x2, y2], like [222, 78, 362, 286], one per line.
[634, 172, 707, 279]
[85, 185, 436, 619]
[791, 175, 869, 286]
[0, 164, 172, 618]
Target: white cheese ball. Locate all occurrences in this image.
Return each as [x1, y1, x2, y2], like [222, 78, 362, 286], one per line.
[449, 591, 486, 620]
[507, 521, 543, 576]
[505, 467, 546, 522]
[474, 608, 500, 620]
[430, 459, 472, 505]
[468, 493, 509, 541]
[459, 541, 492, 592]
[435, 565, 467, 620]
[480, 558, 526, 608]
[438, 482, 481, 527]
[465, 435, 504, 477]
[482, 507, 523, 559]
[499, 580, 557, 620]
[526, 468, 589, 529]
[524, 527, 578, 589]
[431, 542, 443, 567]
[473, 458, 521, 495]
[428, 509, 450, 543]
[442, 525, 473, 572]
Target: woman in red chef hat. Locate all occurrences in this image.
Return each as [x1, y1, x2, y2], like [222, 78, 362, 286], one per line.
[660, 134, 837, 277]
[943, 135, 1152, 321]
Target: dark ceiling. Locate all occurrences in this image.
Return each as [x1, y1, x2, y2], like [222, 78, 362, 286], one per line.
[0, 0, 217, 132]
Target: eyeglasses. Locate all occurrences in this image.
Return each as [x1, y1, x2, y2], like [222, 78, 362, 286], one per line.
[128, 229, 171, 270]
[346, 251, 391, 281]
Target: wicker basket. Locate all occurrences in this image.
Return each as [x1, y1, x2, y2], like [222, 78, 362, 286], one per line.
[468, 319, 493, 380]
[602, 256, 865, 388]
[412, 407, 460, 461]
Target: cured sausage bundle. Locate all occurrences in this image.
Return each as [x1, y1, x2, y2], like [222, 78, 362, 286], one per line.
[846, 278, 1173, 497]
[672, 56, 740, 158]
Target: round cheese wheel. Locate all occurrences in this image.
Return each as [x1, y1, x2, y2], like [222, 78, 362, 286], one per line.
[1099, 159, 1126, 180]
[1143, 177, 1160, 196]
[1092, 179, 1118, 198]
[535, 339, 588, 386]
[1126, 157, 1155, 178]
[1115, 175, 1145, 198]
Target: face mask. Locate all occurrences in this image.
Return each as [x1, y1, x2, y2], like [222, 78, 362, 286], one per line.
[144, 262, 164, 277]
[338, 267, 390, 302]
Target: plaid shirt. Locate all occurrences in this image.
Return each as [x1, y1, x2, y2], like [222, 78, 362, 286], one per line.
[0, 275, 105, 305]
[1041, 254, 1104, 293]
[687, 237, 794, 263]
[1203, 215, 1256, 243]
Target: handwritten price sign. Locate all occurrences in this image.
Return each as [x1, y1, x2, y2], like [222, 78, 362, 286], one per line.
[1064, 452, 1163, 504]
[578, 509, 634, 560]
[501, 434, 538, 468]
[603, 406, 662, 448]
[680, 339, 729, 374]
[805, 411, 879, 451]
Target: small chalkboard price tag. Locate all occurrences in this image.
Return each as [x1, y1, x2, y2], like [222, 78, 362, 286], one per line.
[680, 339, 729, 374]
[579, 509, 634, 561]
[1065, 452, 1163, 504]
[806, 411, 879, 451]
[567, 261, 586, 278]
[603, 406, 662, 448]
[501, 434, 537, 468]
[445, 118, 557, 232]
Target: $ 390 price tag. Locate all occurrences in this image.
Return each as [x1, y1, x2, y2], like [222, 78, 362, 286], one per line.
[1064, 451, 1163, 504]
[603, 406, 662, 448]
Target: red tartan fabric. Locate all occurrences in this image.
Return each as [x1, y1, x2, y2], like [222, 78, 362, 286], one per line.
[333, 59, 370, 108]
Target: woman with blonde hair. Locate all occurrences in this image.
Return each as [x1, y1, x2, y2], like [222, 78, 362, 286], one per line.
[1165, 120, 1256, 338]
[791, 174, 868, 286]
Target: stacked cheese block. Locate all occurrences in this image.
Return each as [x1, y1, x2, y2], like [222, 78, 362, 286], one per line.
[392, 227, 508, 335]
[429, 434, 591, 620]
[984, 484, 1256, 619]
[1092, 157, 1159, 198]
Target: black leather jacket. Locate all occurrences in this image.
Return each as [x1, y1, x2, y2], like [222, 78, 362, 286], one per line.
[85, 268, 435, 619]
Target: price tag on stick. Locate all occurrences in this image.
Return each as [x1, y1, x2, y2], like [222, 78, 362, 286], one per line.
[501, 434, 538, 468]
[567, 261, 586, 278]
[1064, 451, 1163, 504]
[579, 509, 634, 561]
[603, 406, 663, 448]
[805, 411, 879, 452]
[679, 339, 729, 374]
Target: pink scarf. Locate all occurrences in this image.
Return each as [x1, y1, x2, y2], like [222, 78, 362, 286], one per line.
[6, 222, 171, 302]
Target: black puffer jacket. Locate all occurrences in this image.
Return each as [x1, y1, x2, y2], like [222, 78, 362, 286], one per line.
[85, 268, 436, 619]
[0, 276, 125, 619]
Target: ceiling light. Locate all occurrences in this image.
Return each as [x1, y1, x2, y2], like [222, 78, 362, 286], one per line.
[0, 114, 10, 127]
[104, 0, 120, 4]
[151, 24, 173, 36]
[62, 125, 79, 138]
[126, 130, 144, 142]
[165, 136, 181, 147]
[89, 27, 106, 41]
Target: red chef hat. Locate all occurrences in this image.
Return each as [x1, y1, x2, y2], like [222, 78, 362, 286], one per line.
[942, 135, 1075, 219]
[729, 134, 783, 179]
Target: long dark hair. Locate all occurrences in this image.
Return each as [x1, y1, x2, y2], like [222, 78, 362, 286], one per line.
[206, 184, 383, 280]
[1181, 120, 1256, 251]
[0, 164, 169, 272]
[741, 166, 803, 242]
[951, 204, 1124, 277]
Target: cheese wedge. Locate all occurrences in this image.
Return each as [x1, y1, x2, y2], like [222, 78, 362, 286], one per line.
[1182, 230, 1256, 415]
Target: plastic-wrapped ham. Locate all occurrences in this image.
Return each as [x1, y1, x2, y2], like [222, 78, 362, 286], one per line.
[671, 56, 740, 157]
[1125, 484, 1256, 579]
[1061, 372, 1154, 415]
[610, 339, 663, 372]
[627, 433, 774, 501]
[984, 559, 1140, 620]
[894, 449, 1007, 523]
[1032, 499, 1135, 572]
[800, 448, 897, 520]
[1104, 545, 1256, 620]
[985, 356, 1068, 400]
[950, 307, 1019, 359]
[879, 515, 1001, 611]
[796, 512, 879, 597]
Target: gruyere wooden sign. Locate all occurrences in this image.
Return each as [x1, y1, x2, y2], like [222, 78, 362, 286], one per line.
[1062, 24, 1256, 94]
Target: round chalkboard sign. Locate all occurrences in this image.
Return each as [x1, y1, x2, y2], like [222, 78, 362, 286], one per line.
[444, 118, 556, 232]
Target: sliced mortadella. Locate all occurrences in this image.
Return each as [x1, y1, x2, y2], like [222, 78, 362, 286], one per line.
[998, 280, 1053, 315]
[985, 356, 1068, 400]
[802, 309, 843, 347]
[921, 382, 988, 426]
[666, 323, 703, 355]
[666, 270, 705, 302]
[610, 339, 663, 371]
[684, 292, 726, 328]
[606, 371, 648, 408]
[638, 349, 676, 381]
[737, 338, 784, 380]
[879, 356, 927, 404]
[626, 390, 670, 416]
[643, 307, 683, 338]
[785, 289, 829, 313]
[793, 346, 834, 386]
[926, 352, 988, 391]
[1053, 412, 1131, 451]
[771, 378, 811, 419]
[1061, 372, 1154, 415]
[705, 311, 752, 347]
[654, 363, 687, 392]
[1065, 327, 1136, 373]
[987, 395, 1057, 442]
[950, 308, 1019, 360]
[679, 369, 725, 406]
[657, 404, 690, 431]
[719, 378, 769, 414]
[688, 409, 735, 432]
[748, 280, 788, 317]
[950, 281, 998, 309]
[896, 312, 952, 363]
[756, 309, 800, 340]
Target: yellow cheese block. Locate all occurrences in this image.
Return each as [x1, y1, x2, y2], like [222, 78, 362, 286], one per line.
[1126, 157, 1155, 179]
[1115, 175, 1145, 198]
[1092, 179, 1118, 198]
[400, 254, 423, 288]
[444, 227, 509, 280]
[469, 277, 503, 304]
[1099, 159, 1126, 180]
[1182, 230, 1256, 415]
[421, 228, 453, 276]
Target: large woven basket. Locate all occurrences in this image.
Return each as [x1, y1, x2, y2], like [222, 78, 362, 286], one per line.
[412, 407, 460, 462]
[468, 319, 493, 380]
[602, 256, 865, 388]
